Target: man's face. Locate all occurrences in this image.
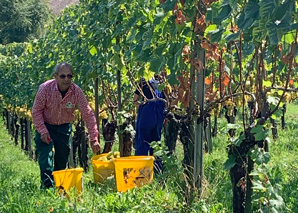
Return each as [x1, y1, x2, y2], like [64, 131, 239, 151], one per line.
[54, 65, 73, 92]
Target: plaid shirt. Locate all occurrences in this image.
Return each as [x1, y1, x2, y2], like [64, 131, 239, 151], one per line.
[32, 79, 98, 141]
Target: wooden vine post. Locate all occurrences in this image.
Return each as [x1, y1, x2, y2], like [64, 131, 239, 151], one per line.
[193, 0, 207, 194]
[94, 77, 100, 141]
[26, 119, 33, 159]
[194, 43, 206, 192]
[117, 69, 123, 156]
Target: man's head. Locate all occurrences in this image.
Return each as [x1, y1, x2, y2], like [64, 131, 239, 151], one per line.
[54, 62, 74, 92]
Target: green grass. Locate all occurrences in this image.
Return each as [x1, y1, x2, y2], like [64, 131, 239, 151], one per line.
[0, 102, 297, 212]
[269, 103, 298, 212]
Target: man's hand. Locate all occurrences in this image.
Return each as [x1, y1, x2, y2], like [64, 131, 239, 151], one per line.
[41, 133, 51, 144]
[91, 140, 101, 154]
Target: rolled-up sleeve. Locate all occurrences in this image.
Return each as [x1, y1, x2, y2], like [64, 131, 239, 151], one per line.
[32, 86, 48, 136]
[76, 87, 99, 142]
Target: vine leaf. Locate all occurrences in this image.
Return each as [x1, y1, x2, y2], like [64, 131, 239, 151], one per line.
[244, 0, 259, 19]
[207, 27, 224, 43]
[263, 80, 271, 87]
[230, 133, 245, 147]
[224, 32, 239, 43]
[89, 45, 97, 56]
[259, 0, 274, 19]
[224, 155, 236, 170]
[237, 13, 254, 30]
[252, 180, 266, 191]
[150, 56, 165, 73]
[213, 4, 231, 25]
[269, 194, 285, 212]
[160, 0, 177, 12]
[250, 148, 270, 165]
[251, 125, 269, 141]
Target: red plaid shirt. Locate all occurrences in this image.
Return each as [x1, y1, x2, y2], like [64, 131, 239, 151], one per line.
[32, 79, 98, 141]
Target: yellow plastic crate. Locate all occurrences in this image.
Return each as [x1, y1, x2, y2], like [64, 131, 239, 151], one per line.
[91, 154, 115, 183]
[52, 168, 83, 195]
[114, 156, 154, 192]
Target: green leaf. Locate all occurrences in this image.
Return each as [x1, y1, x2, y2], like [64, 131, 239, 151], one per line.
[135, 27, 147, 42]
[208, 27, 224, 43]
[250, 170, 261, 176]
[142, 29, 153, 50]
[263, 80, 271, 87]
[244, 0, 260, 19]
[252, 25, 267, 43]
[277, 90, 283, 96]
[275, 12, 292, 30]
[268, 26, 279, 45]
[251, 125, 269, 141]
[127, 28, 137, 43]
[206, 3, 219, 23]
[288, 23, 298, 31]
[153, 42, 167, 56]
[89, 45, 97, 56]
[154, 7, 165, 25]
[274, 0, 294, 20]
[163, 16, 177, 36]
[158, 83, 166, 92]
[167, 56, 175, 71]
[168, 72, 179, 85]
[155, 8, 165, 18]
[213, 4, 231, 25]
[269, 195, 285, 210]
[137, 49, 151, 62]
[102, 36, 112, 49]
[224, 32, 240, 42]
[282, 32, 295, 44]
[160, 0, 177, 12]
[205, 24, 217, 34]
[234, 133, 245, 147]
[224, 155, 236, 170]
[238, 17, 254, 31]
[127, 16, 137, 28]
[252, 180, 266, 191]
[112, 54, 124, 70]
[242, 42, 255, 57]
[149, 56, 165, 73]
[154, 150, 163, 157]
[267, 95, 279, 105]
[251, 148, 270, 165]
[259, 0, 274, 19]
[87, 71, 98, 80]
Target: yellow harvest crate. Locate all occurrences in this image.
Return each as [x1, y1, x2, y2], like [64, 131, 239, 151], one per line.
[52, 168, 83, 195]
[91, 153, 115, 183]
[114, 156, 154, 192]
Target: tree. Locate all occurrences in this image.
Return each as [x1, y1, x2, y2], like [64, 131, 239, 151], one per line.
[0, 0, 51, 44]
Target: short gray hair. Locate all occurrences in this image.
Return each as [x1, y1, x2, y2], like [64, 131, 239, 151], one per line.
[54, 62, 74, 74]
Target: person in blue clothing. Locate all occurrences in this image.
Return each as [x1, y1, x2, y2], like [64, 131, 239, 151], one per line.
[133, 74, 166, 159]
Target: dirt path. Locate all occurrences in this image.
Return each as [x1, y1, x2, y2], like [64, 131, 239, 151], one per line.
[50, 0, 79, 14]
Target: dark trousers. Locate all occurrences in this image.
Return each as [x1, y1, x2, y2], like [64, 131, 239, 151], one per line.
[134, 101, 165, 156]
[35, 123, 71, 188]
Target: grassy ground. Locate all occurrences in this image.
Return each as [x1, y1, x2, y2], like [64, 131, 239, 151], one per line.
[0, 102, 297, 212]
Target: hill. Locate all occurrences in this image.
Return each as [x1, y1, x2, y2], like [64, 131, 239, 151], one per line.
[49, 0, 79, 14]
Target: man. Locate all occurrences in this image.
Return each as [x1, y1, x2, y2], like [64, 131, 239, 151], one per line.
[133, 75, 166, 156]
[32, 62, 100, 188]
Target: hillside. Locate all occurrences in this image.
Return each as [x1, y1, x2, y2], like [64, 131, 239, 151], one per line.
[49, 0, 79, 14]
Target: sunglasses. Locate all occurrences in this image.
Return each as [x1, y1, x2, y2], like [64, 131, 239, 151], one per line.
[59, 74, 73, 79]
